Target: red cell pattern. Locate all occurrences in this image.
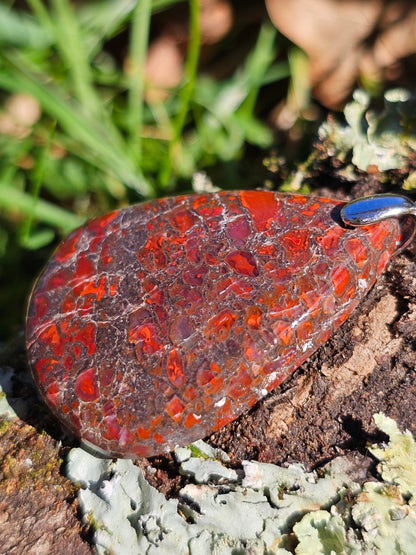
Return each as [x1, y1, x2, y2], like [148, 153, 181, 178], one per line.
[26, 191, 405, 457]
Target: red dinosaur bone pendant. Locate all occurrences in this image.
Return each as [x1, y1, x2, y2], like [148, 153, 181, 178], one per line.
[26, 191, 416, 458]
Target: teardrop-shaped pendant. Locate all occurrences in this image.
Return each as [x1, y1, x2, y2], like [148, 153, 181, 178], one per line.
[26, 191, 415, 458]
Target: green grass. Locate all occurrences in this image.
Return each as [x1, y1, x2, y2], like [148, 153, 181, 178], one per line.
[0, 0, 290, 235]
[0, 0, 292, 338]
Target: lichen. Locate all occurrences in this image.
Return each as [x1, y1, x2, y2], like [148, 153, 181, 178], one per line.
[66, 413, 416, 554]
[293, 510, 361, 555]
[352, 483, 416, 552]
[369, 412, 416, 498]
[319, 89, 416, 176]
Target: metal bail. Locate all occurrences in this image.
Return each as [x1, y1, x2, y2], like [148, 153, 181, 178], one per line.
[340, 193, 416, 252]
[340, 194, 416, 227]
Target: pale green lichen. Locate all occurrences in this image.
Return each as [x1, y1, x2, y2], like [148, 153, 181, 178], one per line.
[179, 457, 239, 484]
[369, 412, 416, 499]
[293, 510, 361, 555]
[351, 482, 416, 553]
[67, 414, 416, 554]
[319, 89, 416, 176]
[177, 438, 231, 464]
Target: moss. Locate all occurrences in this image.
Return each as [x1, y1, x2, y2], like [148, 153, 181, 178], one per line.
[0, 418, 13, 435]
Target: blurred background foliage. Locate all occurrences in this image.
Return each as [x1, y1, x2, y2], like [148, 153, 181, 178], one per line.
[1, 0, 416, 339]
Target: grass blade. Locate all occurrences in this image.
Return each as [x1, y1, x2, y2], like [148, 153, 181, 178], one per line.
[0, 52, 155, 197]
[0, 4, 51, 48]
[160, 0, 200, 185]
[49, 0, 101, 116]
[127, 0, 152, 162]
[0, 182, 84, 232]
[25, 0, 55, 38]
[20, 124, 56, 244]
[172, 0, 200, 141]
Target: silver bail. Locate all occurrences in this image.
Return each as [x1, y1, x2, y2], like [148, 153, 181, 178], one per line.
[340, 194, 416, 227]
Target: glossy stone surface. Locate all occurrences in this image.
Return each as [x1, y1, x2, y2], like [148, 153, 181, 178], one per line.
[26, 191, 405, 457]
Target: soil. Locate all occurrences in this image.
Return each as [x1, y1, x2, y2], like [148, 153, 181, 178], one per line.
[0, 179, 415, 551]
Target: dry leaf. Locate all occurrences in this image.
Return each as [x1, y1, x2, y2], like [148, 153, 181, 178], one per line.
[266, 0, 416, 108]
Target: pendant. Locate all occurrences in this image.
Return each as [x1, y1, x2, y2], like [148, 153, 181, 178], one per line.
[26, 191, 416, 458]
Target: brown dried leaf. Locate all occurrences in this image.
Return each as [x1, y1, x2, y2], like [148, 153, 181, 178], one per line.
[145, 33, 184, 102]
[266, 0, 416, 108]
[200, 0, 233, 45]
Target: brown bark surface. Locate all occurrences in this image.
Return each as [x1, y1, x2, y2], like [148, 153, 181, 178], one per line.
[0, 419, 91, 554]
